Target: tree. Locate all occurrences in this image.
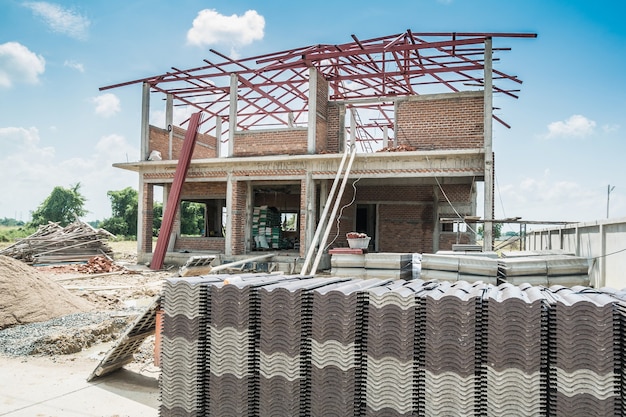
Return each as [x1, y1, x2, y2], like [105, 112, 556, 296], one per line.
[477, 223, 502, 239]
[100, 187, 138, 237]
[180, 201, 205, 235]
[152, 202, 163, 237]
[29, 183, 87, 227]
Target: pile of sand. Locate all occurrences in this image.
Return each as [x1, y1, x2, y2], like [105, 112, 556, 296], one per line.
[0, 255, 94, 330]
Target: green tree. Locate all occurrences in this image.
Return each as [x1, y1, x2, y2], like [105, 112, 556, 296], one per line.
[477, 223, 502, 239]
[152, 202, 163, 237]
[180, 201, 205, 235]
[29, 183, 87, 227]
[100, 187, 138, 237]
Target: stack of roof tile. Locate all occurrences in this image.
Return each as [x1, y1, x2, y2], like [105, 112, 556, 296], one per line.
[422, 280, 486, 417]
[207, 274, 297, 417]
[482, 283, 547, 416]
[159, 276, 221, 417]
[547, 288, 620, 417]
[257, 277, 341, 417]
[364, 281, 418, 416]
[158, 273, 626, 417]
[308, 279, 385, 417]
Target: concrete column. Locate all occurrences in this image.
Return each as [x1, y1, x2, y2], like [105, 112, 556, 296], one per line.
[433, 185, 440, 253]
[215, 117, 222, 158]
[304, 172, 315, 256]
[349, 108, 356, 149]
[137, 176, 145, 255]
[598, 223, 606, 288]
[225, 172, 233, 256]
[245, 181, 253, 252]
[483, 37, 494, 251]
[382, 126, 389, 149]
[307, 67, 318, 154]
[165, 93, 173, 159]
[228, 74, 238, 157]
[162, 185, 176, 252]
[140, 82, 151, 160]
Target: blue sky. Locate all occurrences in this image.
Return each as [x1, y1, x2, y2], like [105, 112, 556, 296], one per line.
[1, 0, 625, 230]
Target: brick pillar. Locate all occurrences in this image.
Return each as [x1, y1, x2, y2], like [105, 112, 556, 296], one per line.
[230, 179, 247, 255]
[140, 182, 154, 254]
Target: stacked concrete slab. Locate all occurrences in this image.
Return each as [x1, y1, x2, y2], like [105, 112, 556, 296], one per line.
[160, 273, 626, 417]
[498, 253, 590, 287]
[421, 253, 499, 284]
[421, 252, 590, 287]
[330, 252, 413, 280]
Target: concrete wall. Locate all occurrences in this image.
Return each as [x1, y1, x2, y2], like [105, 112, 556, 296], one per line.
[524, 217, 626, 289]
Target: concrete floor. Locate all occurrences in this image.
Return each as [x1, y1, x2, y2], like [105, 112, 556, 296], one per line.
[0, 348, 159, 417]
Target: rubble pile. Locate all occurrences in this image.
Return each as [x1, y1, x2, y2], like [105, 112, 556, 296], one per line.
[377, 144, 417, 152]
[0, 220, 115, 265]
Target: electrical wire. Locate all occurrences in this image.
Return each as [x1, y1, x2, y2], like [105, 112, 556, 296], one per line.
[396, 125, 479, 236]
[591, 247, 626, 260]
[325, 177, 361, 251]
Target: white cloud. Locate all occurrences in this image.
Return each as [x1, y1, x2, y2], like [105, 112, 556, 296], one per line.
[545, 114, 596, 139]
[0, 127, 139, 221]
[0, 42, 45, 88]
[437, 0, 453, 4]
[64, 59, 84, 72]
[496, 170, 608, 223]
[23, 1, 90, 40]
[602, 124, 620, 133]
[91, 93, 121, 118]
[187, 9, 264, 47]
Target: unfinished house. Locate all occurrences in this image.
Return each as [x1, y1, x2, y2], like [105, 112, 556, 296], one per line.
[101, 31, 535, 265]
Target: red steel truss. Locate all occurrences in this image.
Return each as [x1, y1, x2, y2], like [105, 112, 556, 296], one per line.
[101, 30, 536, 137]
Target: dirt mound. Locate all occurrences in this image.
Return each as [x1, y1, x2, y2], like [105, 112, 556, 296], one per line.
[0, 255, 94, 329]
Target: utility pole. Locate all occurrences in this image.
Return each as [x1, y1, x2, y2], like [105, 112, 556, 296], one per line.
[607, 184, 615, 218]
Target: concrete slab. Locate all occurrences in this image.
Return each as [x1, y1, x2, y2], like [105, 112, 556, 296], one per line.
[0, 352, 158, 417]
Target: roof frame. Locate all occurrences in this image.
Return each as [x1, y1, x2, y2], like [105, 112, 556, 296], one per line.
[101, 30, 536, 134]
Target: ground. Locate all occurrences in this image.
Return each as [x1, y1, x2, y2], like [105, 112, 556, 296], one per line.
[0, 240, 170, 417]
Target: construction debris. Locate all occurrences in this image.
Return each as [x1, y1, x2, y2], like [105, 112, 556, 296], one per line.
[178, 255, 216, 277]
[377, 144, 417, 152]
[0, 220, 115, 265]
[87, 296, 160, 381]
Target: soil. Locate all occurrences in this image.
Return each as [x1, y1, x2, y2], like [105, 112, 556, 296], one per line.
[0, 241, 172, 359]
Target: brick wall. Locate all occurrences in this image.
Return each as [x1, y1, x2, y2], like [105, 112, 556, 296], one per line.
[174, 237, 225, 252]
[378, 204, 434, 253]
[315, 74, 329, 152]
[149, 125, 217, 160]
[233, 128, 308, 156]
[395, 94, 484, 150]
[181, 182, 227, 198]
[326, 103, 341, 153]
